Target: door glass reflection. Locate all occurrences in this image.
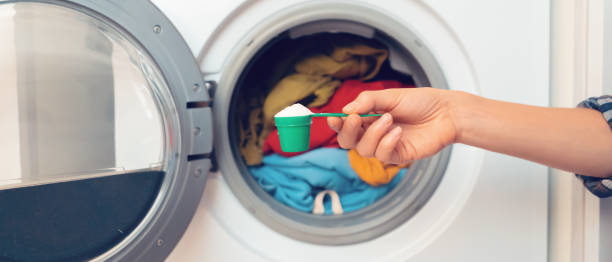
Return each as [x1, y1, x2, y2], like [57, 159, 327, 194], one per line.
[0, 3, 169, 189]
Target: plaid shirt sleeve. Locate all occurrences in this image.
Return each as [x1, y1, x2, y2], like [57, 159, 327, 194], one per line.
[576, 95, 612, 198]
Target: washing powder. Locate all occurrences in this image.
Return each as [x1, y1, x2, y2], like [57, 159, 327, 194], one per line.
[274, 103, 313, 117]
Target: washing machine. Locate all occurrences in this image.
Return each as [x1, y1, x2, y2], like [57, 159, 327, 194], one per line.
[163, 0, 550, 261]
[0, 0, 551, 261]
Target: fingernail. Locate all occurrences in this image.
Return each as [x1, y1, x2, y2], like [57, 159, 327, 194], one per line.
[391, 126, 402, 136]
[381, 113, 392, 124]
[343, 102, 355, 113]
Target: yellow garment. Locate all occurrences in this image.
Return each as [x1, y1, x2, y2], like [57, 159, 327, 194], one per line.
[240, 42, 388, 166]
[295, 44, 388, 80]
[348, 149, 410, 186]
[239, 106, 265, 165]
[262, 45, 389, 136]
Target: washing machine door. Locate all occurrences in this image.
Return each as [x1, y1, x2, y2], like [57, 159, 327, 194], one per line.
[0, 1, 212, 261]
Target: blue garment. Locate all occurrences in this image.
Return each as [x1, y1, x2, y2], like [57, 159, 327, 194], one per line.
[249, 148, 405, 214]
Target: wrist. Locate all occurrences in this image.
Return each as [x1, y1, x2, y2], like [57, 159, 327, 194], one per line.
[443, 90, 485, 144]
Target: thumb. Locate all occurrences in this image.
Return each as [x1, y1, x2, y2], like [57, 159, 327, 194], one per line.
[342, 89, 401, 115]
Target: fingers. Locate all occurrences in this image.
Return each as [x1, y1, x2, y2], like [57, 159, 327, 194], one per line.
[355, 113, 394, 157]
[327, 117, 343, 132]
[360, 113, 379, 128]
[337, 114, 364, 149]
[342, 89, 399, 115]
[375, 126, 402, 163]
[327, 114, 377, 133]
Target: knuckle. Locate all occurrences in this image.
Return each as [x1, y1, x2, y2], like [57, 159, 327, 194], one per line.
[356, 91, 372, 102]
[327, 119, 341, 132]
[356, 144, 373, 158]
[337, 135, 355, 149]
[374, 150, 387, 162]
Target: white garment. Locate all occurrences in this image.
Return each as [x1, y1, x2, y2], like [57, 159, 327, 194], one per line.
[312, 190, 344, 215]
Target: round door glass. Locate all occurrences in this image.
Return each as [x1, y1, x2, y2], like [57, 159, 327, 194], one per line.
[0, 2, 178, 261]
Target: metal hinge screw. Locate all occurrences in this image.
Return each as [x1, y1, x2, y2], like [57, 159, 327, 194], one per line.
[193, 83, 201, 92]
[204, 81, 217, 98]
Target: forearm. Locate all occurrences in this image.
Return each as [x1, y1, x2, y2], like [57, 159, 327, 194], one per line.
[450, 91, 612, 178]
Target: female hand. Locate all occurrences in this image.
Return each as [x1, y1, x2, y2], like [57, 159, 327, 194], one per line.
[328, 88, 464, 164]
[330, 88, 612, 178]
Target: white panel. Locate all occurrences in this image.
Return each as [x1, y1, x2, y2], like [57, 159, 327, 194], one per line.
[411, 152, 548, 261]
[423, 0, 550, 106]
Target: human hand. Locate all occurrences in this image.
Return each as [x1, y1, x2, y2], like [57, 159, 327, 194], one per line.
[327, 88, 462, 164]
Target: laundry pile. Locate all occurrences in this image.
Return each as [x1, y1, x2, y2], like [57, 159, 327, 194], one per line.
[249, 148, 407, 214]
[238, 34, 415, 214]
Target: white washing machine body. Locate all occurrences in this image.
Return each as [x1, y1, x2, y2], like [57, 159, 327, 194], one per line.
[152, 0, 550, 261]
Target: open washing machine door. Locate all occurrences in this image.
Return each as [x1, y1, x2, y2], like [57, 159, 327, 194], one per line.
[0, 1, 212, 261]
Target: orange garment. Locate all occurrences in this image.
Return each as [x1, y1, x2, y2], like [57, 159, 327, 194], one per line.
[348, 149, 410, 186]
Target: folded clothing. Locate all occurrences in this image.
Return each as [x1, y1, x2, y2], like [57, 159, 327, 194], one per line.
[348, 149, 410, 186]
[263, 80, 414, 157]
[248, 148, 405, 214]
[240, 42, 388, 166]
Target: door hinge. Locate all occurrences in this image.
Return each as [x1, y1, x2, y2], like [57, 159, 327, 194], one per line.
[204, 80, 217, 103]
[209, 148, 218, 172]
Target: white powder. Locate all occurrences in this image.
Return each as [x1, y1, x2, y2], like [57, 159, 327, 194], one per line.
[275, 103, 313, 117]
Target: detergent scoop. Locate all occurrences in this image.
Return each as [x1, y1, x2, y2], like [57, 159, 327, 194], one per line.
[274, 104, 381, 152]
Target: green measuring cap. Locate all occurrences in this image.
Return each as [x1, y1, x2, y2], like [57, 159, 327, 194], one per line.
[274, 112, 382, 152]
[275, 115, 312, 152]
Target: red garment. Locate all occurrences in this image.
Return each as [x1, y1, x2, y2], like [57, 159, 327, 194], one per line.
[263, 80, 415, 157]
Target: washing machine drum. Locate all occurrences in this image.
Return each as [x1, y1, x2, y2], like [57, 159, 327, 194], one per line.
[0, 1, 212, 261]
